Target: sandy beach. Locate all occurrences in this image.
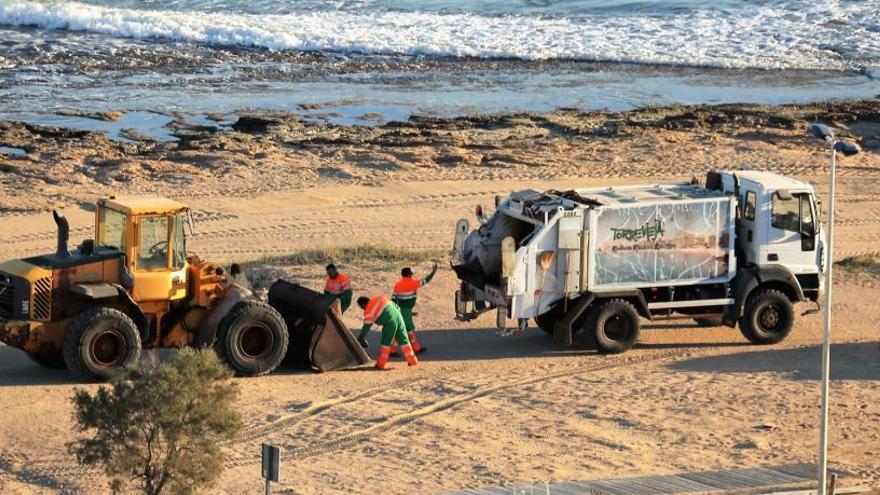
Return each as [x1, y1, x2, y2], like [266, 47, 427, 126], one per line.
[0, 98, 879, 493]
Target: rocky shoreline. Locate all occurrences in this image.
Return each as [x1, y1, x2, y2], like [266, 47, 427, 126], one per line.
[1, 99, 878, 214]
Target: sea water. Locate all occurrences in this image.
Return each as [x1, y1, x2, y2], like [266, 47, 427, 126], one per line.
[1, 0, 878, 137]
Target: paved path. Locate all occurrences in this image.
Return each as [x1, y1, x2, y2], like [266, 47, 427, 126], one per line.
[450, 463, 848, 495]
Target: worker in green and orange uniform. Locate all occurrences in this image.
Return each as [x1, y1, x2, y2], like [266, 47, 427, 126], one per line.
[356, 295, 418, 370]
[324, 263, 353, 313]
[391, 263, 437, 355]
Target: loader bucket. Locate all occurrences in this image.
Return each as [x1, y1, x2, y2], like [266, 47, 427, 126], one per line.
[267, 280, 371, 372]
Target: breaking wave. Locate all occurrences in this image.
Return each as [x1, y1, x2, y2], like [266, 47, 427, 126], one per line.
[0, 0, 878, 70]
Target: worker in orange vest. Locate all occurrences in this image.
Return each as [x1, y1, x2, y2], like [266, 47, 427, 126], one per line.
[324, 263, 353, 313]
[356, 295, 417, 370]
[391, 263, 437, 355]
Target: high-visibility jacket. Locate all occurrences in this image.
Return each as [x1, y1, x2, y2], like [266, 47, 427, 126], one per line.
[324, 273, 352, 295]
[393, 277, 421, 301]
[357, 294, 401, 341]
[324, 273, 353, 312]
[392, 269, 435, 309]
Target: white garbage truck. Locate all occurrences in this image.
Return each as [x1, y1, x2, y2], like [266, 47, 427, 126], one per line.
[452, 170, 824, 353]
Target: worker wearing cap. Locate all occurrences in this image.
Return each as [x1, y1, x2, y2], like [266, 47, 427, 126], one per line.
[324, 263, 353, 313]
[391, 263, 437, 355]
[356, 295, 417, 370]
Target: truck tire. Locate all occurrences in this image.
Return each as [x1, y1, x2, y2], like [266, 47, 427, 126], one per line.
[739, 289, 794, 345]
[693, 317, 723, 327]
[26, 350, 67, 369]
[534, 305, 563, 334]
[216, 300, 288, 376]
[63, 307, 142, 381]
[586, 299, 640, 354]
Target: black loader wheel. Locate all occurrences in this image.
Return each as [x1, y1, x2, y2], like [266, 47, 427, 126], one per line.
[216, 300, 288, 376]
[63, 307, 142, 381]
[26, 350, 66, 369]
[586, 299, 640, 354]
[693, 316, 723, 327]
[739, 288, 794, 345]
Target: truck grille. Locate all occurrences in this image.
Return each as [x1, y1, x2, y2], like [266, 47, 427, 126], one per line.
[32, 277, 52, 320]
[0, 274, 14, 319]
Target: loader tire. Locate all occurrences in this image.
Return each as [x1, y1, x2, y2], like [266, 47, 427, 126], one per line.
[586, 299, 640, 354]
[216, 300, 288, 376]
[739, 289, 793, 345]
[63, 307, 142, 382]
[26, 350, 66, 369]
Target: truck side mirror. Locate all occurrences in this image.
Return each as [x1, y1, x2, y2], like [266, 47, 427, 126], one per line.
[801, 233, 815, 251]
[799, 195, 816, 251]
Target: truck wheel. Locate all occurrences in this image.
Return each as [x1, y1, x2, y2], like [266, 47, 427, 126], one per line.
[26, 350, 66, 369]
[739, 289, 794, 345]
[63, 307, 142, 381]
[693, 317, 723, 327]
[534, 305, 563, 334]
[587, 299, 640, 354]
[216, 300, 288, 376]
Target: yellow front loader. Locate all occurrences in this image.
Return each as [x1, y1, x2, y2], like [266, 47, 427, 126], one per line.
[0, 196, 367, 381]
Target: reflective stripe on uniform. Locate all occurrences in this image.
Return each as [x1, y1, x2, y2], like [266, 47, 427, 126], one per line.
[325, 273, 352, 294]
[392, 277, 421, 299]
[363, 295, 390, 323]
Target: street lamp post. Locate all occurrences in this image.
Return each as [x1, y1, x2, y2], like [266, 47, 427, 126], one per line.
[807, 123, 860, 495]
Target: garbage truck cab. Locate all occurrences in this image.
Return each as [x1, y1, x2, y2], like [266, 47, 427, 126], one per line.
[452, 170, 824, 353]
[718, 170, 824, 302]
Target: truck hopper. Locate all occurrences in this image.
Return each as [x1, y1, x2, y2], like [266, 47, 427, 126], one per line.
[267, 280, 371, 371]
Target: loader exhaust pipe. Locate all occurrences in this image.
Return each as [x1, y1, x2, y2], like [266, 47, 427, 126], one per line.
[52, 210, 71, 259]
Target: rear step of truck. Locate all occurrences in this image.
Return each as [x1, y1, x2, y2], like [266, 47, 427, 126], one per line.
[268, 280, 371, 372]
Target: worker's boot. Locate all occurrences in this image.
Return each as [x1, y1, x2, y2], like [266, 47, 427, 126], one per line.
[375, 346, 392, 370]
[408, 332, 426, 354]
[389, 340, 400, 357]
[401, 344, 419, 367]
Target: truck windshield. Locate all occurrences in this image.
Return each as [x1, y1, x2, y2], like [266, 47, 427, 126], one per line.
[772, 193, 816, 235]
[97, 207, 126, 250]
[137, 216, 170, 271]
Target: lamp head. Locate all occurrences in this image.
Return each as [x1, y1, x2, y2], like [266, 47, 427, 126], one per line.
[833, 140, 861, 157]
[808, 123, 835, 141]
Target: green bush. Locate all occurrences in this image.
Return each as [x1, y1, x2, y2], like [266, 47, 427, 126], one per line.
[69, 348, 242, 495]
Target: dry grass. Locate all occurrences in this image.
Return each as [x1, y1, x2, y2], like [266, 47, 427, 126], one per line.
[242, 245, 448, 268]
[836, 253, 880, 274]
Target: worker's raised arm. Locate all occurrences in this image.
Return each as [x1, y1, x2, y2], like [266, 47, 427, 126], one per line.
[421, 262, 439, 286]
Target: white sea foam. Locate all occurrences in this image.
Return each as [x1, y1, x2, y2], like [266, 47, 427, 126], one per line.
[0, 0, 877, 70]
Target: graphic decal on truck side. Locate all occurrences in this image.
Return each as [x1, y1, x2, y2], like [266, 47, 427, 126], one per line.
[610, 218, 664, 242]
[595, 201, 731, 286]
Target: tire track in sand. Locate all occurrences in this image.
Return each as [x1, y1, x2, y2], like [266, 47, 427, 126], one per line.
[224, 348, 696, 467]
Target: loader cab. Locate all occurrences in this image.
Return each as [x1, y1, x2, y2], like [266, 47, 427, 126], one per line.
[96, 196, 190, 303]
[731, 172, 822, 279]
